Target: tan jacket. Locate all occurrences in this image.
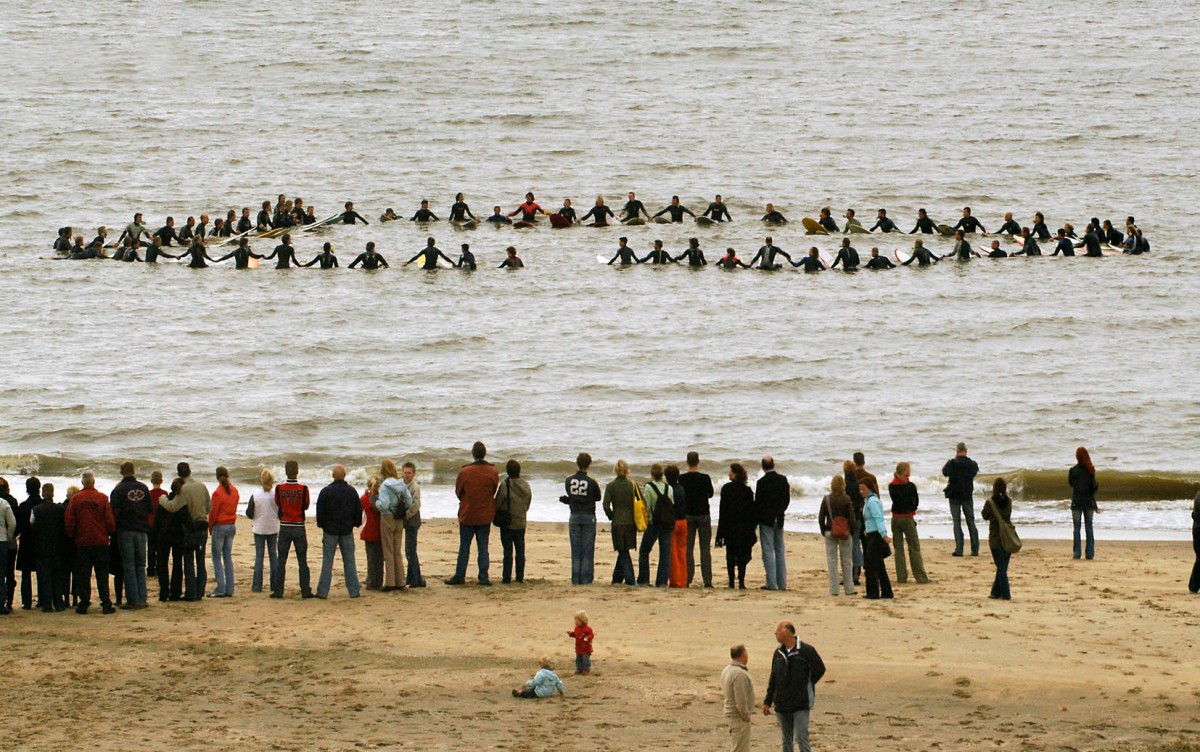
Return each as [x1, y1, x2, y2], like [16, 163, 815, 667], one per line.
[161, 476, 212, 522]
[721, 663, 754, 722]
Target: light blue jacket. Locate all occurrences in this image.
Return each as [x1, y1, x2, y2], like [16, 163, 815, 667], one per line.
[863, 492, 887, 535]
[526, 668, 564, 697]
[376, 477, 413, 518]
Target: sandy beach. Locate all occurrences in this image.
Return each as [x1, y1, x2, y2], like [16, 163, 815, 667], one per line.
[4, 518, 1198, 751]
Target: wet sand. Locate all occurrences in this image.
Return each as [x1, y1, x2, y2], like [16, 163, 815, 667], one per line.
[5, 518, 1198, 751]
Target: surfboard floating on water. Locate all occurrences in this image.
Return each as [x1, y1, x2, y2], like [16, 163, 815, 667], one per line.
[695, 216, 714, 227]
[451, 219, 477, 230]
[548, 213, 571, 229]
[623, 217, 647, 226]
[801, 217, 828, 235]
[846, 223, 870, 235]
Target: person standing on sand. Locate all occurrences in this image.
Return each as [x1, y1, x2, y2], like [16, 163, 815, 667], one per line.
[64, 472, 116, 615]
[666, 465, 689, 588]
[272, 461, 313, 599]
[315, 465, 362, 599]
[755, 456, 790, 591]
[248, 470, 280, 594]
[1189, 491, 1200, 594]
[495, 459, 532, 584]
[561, 453, 601, 585]
[716, 463, 757, 589]
[376, 459, 412, 591]
[0, 482, 15, 615]
[982, 478, 1014, 600]
[887, 462, 930, 585]
[359, 477, 382, 591]
[763, 621, 826, 752]
[1069, 447, 1099, 560]
[861, 481, 893, 600]
[603, 460, 637, 586]
[402, 462, 425, 588]
[721, 644, 754, 752]
[207, 467, 238, 599]
[818, 475, 855, 596]
[844, 460, 865, 586]
[942, 443, 980, 557]
[110, 461, 152, 609]
[636, 464, 673, 587]
[160, 463, 212, 601]
[447, 442, 500, 586]
[680, 452, 715, 588]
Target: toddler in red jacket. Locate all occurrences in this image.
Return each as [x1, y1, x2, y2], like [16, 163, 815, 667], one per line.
[567, 610, 594, 675]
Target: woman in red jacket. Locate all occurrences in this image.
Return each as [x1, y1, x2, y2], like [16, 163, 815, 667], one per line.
[360, 476, 383, 590]
[208, 467, 238, 598]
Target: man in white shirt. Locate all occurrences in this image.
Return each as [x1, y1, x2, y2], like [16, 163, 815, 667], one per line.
[721, 644, 754, 752]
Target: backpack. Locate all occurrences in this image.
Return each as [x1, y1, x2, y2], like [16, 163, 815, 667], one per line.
[650, 482, 675, 529]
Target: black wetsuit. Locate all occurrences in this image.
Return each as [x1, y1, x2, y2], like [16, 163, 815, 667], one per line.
[865, 256, 895, 269]
[178, 225, 194, 242]
[458, 251, 477, 270]
[448, 202, 474, 222]
[831, 246, 860, 270]
[902, 248, 939, 266]
[304, 252, 339, 269]
[257, 210, 273, 230]
[795, 256, 824, 272]
[556, 207, 576, 224]
[819, 217, 839, 232]
[1050, 238, 1075, 257]
[349, 251, 388, 269]
[154, 226, 178, 246]
[217, 247, 261, 269]
[195, 222, 208, 239]
[952, 240, 976, 260]
[717, 256, 749, 269]
[654, 205, 695, 223]
[236, 217, 253, 233]
[750, 245, 792, 269]
[998, 220, 1021, 235]
[485, 213, 513, 225]
[342, 211, 369, 225]
[639, 249, 676, 265]
[1013, 238, 1041, 257]
[622, 200, 648, 221]
[498, 257, 524, 268]
[954, 216, 986, 233]
[183, 243, 213, 268]
[215, 223, 233, 238]
[1075, 232, 1103, 257]
[143, 244, 172, 264]
[411, 209, 439, 222]
[1105, 227, 1124, 245]
[265, 243, 300, 269]
[762, 211, 788, 224]
[608, 247, 639, 266]
[53, 235, 72, 256]
[703, 202, 732, 222]
[275, 210, 294, 228]
[909, 217, 937, 234]
[987, 248, 1009, 258]
[581, 205, 615, 225]
[674, 248, 707, 267]
[869, 218, 899, 233]
[1031, 221, 1051, 241]
[408, 247, 453, 269]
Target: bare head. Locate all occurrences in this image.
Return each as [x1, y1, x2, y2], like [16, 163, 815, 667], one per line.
[332, 464, 346, 481]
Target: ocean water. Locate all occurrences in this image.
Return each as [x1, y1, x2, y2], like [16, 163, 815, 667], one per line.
[2, 1, 1198, 535]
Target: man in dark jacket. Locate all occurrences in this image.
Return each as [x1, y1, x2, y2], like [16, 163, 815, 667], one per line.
[31, 485, 65, 612]
[110, 462, 152, 609]
[755, 457, 790, 591]
[16, 477, 40, 609]
[763, 620, 826, 752]
[0, 478, 20, 611]
[315, 465, 362, 599]
[155, 478, 186, 601]
[942, 443, 981, 556]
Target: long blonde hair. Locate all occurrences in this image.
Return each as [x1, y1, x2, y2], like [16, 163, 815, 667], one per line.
[381, 459, 399, 480]
[830, 475, 845, 494]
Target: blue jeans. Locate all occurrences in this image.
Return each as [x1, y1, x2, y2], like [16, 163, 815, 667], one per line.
[851, 520, 864, 568]
[575, 654, 591, 673]
[117, 530, 149, 605]
[759, 524, 787, 590]
[776, 684, 815, 752]
[318, 532, 360, 598]
[990, 546, 1011, 599]
[275, 525, 312, 596]
[454, 523, 491, 583]
[568, 514, 596, 585]
[636, 524, 672, 586]
[949, 498, 979, 555]
[1072, 507, 1095, 559]
[210, 524, 236, 596]
[184, 525, 208, 600]
[405, 524, 424, 587]
[253, 533, 278, 592]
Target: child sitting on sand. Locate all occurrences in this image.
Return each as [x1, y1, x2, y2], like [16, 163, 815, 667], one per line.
[567, 610, 594, 675]
[513, 657, 565, 699]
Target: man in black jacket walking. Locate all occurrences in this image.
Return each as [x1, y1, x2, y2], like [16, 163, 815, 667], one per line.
[942, 443, 981, 556]
[755, 457, 790, 591]
[763, 620, 826, 752]
[315, 465, 363, 599]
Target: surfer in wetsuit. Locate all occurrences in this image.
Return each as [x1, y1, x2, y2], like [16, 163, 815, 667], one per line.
[486, 206, 513, 225]
[953, 207, 986, 234]
[215, 237, 262, 269]
[1030, 212, 1051, 241]
[380, 208, 398, 222]
[119, 214, 151, 246]
[674, 238, 708, 267]
[499, 246, 524, 269]
[1074, 224, 1104, 257]
[178, 217, 196, 242]
[607, 237, 640, 266]
[211, 218, 231, 238]
[716, 248, 749, 269]
[793, 248, 826, 272]
[112, 237, 137, 262]
[620, 192, 649, 223]
[507, 193, 544, 223]
[263, 233, 302, 268]
[909, 208, 937, 234]
[951, 230, 981, 259]
[1101, 220, 1123, 246]
[196, 214, 210, 239]
[843, 209, 863, 233]
[53, 227, 73, 256]
[749, 237, 792, 269]
[449, 193, 475, 222]
[555, 198, 577, 225]
[830, 238, 860, 270]
[1049, 229, 1075, 257]
[997, 212, 1021, 236]
[182, 238, 216, 268]
[303, 242, 339, 269]
[1061, 222, 1078, 239]
[581, 197, 615, 226]
[154, 217, 179, 247]
[342, 201, 370, 225]
[901, 239, 940, 266]
[457, 244, 477, 270]
[1012, 229, 1041, 257]
[761, 203, 787, 224]
[865, 248, 895, 269]
[986, 240, 1009, 258]
[405, 237, 455, 269]
[869, 209, 899, 233]
[86, 227, 107, 253]
[411, 200, 439, 222]
[702, 194, 732, 222]
[653, 196, 696, 223]
[235, 208, 253, 234]
[141, 236, 177, 264]
[818, 207, 839, 233]
[256, 201, 274, 232]
[640, 239, 676, 265]
[303, 206, 318, 225]
[350, 242, 389, 269]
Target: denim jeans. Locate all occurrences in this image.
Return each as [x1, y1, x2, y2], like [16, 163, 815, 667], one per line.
[568, 514, 596, 585]
[364, 540, 383, 589]
[990, 546, 1011, 599]
[253, 533, 278, 592]
[575, 653, 592, 673]
[500, 526, 526, 583]
[776, 684, 815, 752]
[637, 524, 672, 586]
[405, 524, 425, 587]
[758, 524, 787, 590]
[1072, 507, 1095, 559]
[275, 525, 312, 596]
[686, 515, 713, 587]
[454, 523, 491, 583]
[183, 525, 208, 600]
[210, 524, 236, 596]
[117, 530, 149, 605]
[949, 498, 979, 555]
[317, 532, 360, 598]
[851, 519, 864, 568]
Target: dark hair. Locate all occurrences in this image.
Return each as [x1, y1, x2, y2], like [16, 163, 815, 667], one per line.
[730, 463, 748, 484]
[730, 644, 746, 660]
[761, 457, 774, 471]
[992, 477, 1008, 497]
[506, 459, 521, 477]
[216, 466, 231, 492]
[1076, 446, 1095, 476]
[26, 476, 40, 495]
[853, 452, 865, 466]
[471, 441, 487, 461]
[576, 453, 592, 471]
[119, 461, 135, 477]
[686, 451, 699, 467]
[664, 465, 680, 484]
[177, 462, 191, 478]
[366, 241, 375, 251]
[285, 460, 298, 478]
